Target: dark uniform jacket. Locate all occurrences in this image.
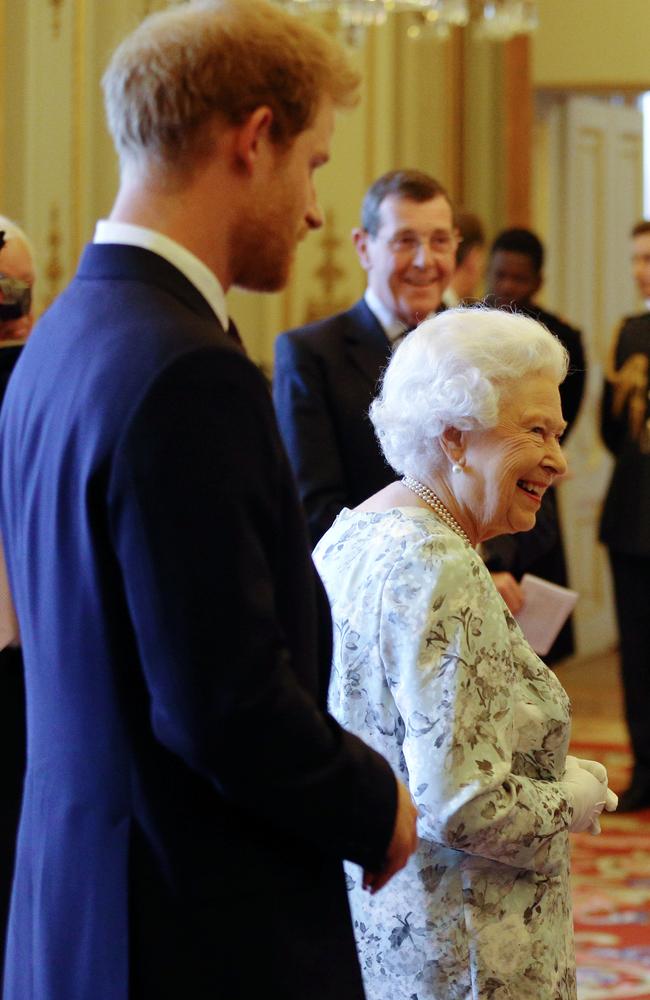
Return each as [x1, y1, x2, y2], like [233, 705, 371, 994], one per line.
[600, 311, 650, 555]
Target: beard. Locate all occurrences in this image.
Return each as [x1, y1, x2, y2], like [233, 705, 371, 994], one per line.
[230, 202, 300, 293]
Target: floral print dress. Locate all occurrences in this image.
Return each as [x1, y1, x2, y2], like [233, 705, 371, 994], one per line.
[313, 507, 576, 1000]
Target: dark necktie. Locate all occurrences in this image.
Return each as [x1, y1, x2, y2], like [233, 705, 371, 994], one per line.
[226, 317, 246, 354]
[393, 325, 415, 349]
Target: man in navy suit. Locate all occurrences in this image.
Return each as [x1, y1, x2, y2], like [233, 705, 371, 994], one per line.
[274, 170, 457, 545]
[0, 3, 417, 998]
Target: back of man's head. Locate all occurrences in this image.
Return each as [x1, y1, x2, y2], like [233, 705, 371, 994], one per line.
[490, 227, 544, 274]
[360, 170, 451, 235]
[102, 0, 360, 174]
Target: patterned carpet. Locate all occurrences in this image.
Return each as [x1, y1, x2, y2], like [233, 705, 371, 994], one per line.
[571, 740, 650, 999]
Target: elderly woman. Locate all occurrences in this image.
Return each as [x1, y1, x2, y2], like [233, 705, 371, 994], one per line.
[313, 308, 616, 1000]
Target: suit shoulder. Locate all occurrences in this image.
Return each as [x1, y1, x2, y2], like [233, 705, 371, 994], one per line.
[534, 306, 581, 338]
[276, 301, 368, 344]
[619, 312, 650, 331]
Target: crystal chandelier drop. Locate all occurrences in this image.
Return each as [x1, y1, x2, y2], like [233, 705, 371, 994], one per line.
[276, 0, 538, 45]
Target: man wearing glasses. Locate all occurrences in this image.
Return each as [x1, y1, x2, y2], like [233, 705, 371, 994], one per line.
[274, 169, 457, 545]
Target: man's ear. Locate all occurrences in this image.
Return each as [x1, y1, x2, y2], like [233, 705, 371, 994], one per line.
[439, 425, 465, 466]
[532, 270, 543, 297]
[232, 106, 274, 174]
[352, 227, 372, 272]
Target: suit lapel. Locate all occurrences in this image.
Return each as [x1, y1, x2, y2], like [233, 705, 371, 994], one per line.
[342, 299, 392, 387]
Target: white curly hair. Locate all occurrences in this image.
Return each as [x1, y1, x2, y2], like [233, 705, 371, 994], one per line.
[369, 305, 569, 480]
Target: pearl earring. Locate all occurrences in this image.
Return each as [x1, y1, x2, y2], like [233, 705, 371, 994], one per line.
[452, 462, 463, 474]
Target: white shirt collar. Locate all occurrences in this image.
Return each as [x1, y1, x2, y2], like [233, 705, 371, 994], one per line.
[442, 286, 460, 308]
[364, 288, 409, 344]
[93, 220, 229, 331]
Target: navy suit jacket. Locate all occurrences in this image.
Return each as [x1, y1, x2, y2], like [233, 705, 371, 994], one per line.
[274, 299, 395, 545]
[0, 245, 396, 1000]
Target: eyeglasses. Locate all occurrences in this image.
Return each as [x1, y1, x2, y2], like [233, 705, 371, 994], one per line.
[0, 274, 32, 321]
[376, 229, 461, 258]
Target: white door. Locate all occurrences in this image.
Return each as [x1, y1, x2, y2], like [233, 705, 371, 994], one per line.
[536, 95, 644, 656]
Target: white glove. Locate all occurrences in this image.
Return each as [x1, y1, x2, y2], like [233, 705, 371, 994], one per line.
[562, 756, 607, 834]
[565, 756, 618, 833]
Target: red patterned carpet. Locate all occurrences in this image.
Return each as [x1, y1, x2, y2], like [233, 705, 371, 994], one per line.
[571, 740, 650, 999]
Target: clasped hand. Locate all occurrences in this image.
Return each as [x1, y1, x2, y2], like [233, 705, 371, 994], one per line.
[563, 755, 618, 834]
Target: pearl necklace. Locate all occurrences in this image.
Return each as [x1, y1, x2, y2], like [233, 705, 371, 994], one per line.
[402, 476, 472, 547]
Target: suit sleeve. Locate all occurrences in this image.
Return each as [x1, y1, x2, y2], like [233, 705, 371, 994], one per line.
[109, 346, 396, 872]
[273, 332, 349, 546]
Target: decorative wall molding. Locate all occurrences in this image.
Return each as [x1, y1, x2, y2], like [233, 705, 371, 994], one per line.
[48, 0, 65, 39]
[303, 210, 349, 324]
[0, 1, 527, 361]
[44, 204, 64, 308]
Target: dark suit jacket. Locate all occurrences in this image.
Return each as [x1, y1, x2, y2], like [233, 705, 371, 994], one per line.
[274, 299, 395, 545]
[0, 344, 26, 983]
[480, 303, 586, 663]
[0, 246, 396, 1000]
[600, 311, 650, 555]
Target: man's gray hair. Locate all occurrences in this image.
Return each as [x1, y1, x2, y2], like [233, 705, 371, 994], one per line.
[370, 306, 568, 480]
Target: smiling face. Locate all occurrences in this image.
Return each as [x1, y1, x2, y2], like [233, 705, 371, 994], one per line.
[451, 372, 567, 543]
[353, 193, 455, 328]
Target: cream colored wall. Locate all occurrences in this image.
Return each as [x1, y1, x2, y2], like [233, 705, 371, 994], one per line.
[5, 2, 648, 365]
[0, 4, 469, 369]
[533, 0, 650, 88]
[0, 0, 160, 316]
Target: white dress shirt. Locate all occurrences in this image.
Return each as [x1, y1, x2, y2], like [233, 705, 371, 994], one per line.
[94, 220, 229, 332]
[364, 288, 410, 346]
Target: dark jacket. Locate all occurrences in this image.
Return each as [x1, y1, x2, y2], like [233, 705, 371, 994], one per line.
[600, 311, 650, 555]
[0, 245, 396, 1000]
[273, 298, 395, 546]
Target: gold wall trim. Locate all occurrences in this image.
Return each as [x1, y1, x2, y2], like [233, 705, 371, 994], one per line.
[71, 0, 87, 264]
[537, 82, 650, 95]
[304, 209, 348, 324]
[447, 28, 465, 206]
[504, 35, 532, 227]
[364, 34, 376, 187]
[45, 204, 64, 308]
[49, 0, 66, 38]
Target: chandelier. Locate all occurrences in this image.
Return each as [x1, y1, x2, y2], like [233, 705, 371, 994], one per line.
[276, 1, 538, 44]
